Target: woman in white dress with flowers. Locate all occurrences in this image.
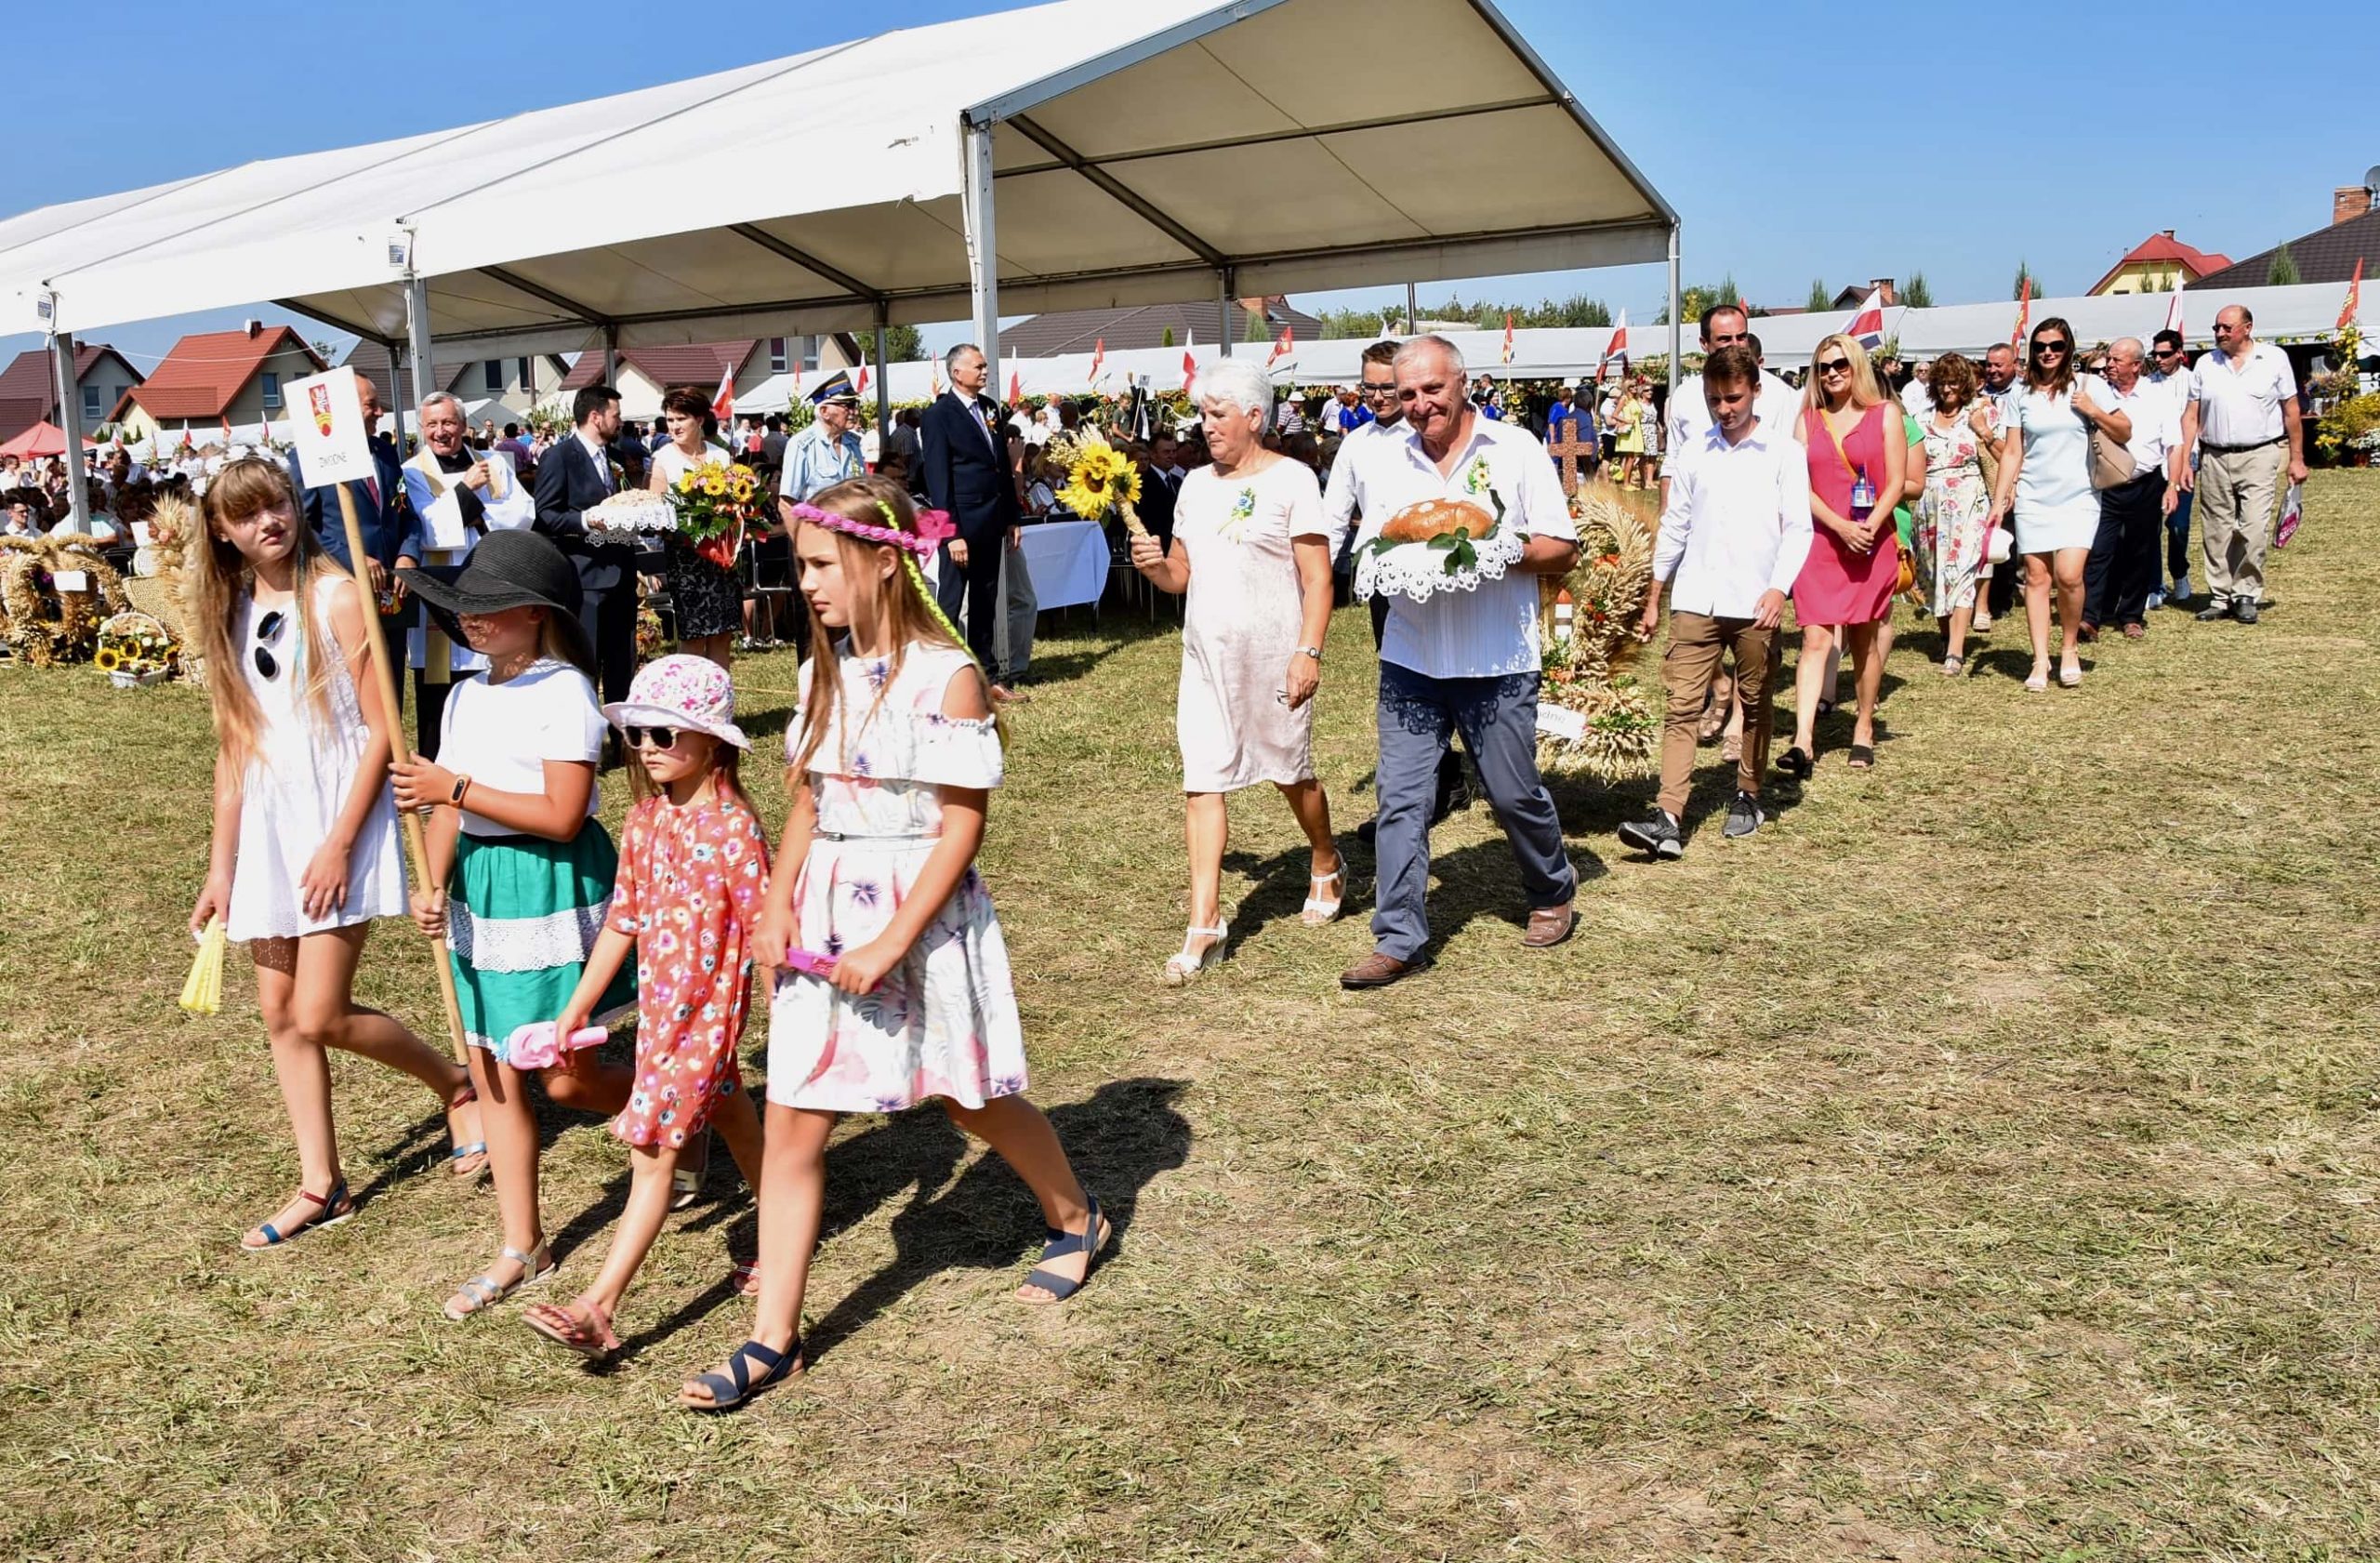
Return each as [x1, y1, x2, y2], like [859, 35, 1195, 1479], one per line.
[1130, 359, 1342, 986]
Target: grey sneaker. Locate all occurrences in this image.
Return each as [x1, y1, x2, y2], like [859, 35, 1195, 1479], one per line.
[1617, 808, 1684, 859]
[1722, 791, 1765, 839]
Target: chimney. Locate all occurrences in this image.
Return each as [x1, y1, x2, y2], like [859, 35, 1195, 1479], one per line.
[2162, 228, 2176, 238]
[1873, 277, 1897, 306]
[2337, 185, 2375, 226]
[244, 318, 262, 338]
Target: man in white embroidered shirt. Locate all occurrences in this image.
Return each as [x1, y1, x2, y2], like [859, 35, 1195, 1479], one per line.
[1339, 336, 1580, 991]
[1620, 347, 1812, 858]
[2179, 304, 2306, 624]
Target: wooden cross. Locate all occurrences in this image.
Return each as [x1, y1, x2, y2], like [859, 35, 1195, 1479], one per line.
[1548, 415, 1595, 497]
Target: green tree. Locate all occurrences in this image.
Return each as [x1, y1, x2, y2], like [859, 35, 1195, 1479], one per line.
[1246, 309, 1267, 343]
[1903, 272, 1934, 309]
[1161, 326, 1175, 348]
[863, 324, 925, 364]
[2013, 261, 2035, 300]
[2268, 243, 2301, 286]
[1805, 278, 1831, 311]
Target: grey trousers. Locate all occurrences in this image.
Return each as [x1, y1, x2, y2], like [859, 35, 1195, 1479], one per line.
[996, 533, 1038, 682]
[1371, 660, 1577, 961]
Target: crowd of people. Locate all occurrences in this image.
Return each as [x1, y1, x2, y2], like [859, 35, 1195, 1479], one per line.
[82, 291, 2312, 1410]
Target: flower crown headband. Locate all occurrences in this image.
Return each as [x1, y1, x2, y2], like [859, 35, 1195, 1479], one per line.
[785, 499, 957, 560]
[787, 497, 985, 681]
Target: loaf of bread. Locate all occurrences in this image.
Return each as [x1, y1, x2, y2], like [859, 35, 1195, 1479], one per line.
[1378, 497, 1497, 545]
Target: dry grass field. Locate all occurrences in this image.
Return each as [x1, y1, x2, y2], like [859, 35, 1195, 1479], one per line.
[2, 472, 2376, 1560]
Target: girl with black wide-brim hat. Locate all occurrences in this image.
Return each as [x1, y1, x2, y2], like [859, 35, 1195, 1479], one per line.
[391, 530, 638, 1321]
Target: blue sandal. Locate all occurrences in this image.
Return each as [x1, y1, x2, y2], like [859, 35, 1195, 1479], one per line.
[685, 1337, 800, 1412]
[1020, 1193, 1108, 1304]
[242, 1181, 352, 1251]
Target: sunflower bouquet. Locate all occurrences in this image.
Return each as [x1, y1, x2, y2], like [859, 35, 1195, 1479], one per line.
[1047, 430, 1148, 537]
[669, 459, 765, 568]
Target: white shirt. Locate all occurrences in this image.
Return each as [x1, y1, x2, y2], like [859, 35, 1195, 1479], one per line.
[2104, 375, 2183, 478]
[1320, 415, 1408, 550]
[438, 661, 605, 838]
[1652, 417, 1813, 618]
[576, 429, 615, 492]
[1661, 371, 1801, 477]
[1343, 413, 1578, 680]
[1899, 378, 1934, 417]
[2188, 341, 2295, 447]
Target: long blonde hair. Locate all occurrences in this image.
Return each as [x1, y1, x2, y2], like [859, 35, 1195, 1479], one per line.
[787, 475, 986, 780]
[191, 458, 346, 775]
[1801, 333, 1886, 420]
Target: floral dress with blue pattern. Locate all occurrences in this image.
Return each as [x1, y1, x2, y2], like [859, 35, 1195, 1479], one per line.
[766, 640, 1024, 1114]
[604, 788, 772, 1147]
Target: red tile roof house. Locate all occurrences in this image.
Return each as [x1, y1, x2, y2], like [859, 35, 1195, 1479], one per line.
[117, 324, 326, 444]
[2087, 232, 2235, 296]
[0, 343, 144, 444]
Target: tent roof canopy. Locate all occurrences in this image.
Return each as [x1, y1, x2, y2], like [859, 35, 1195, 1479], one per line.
[0, 0, 1673, 359]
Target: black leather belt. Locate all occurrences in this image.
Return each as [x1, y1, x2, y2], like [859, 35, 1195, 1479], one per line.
[2201, 436, 2283, 455]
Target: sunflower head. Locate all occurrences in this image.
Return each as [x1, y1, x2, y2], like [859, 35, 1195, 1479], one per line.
[702, 473, 727, 497]
[678, 471, 698, 494]
[94, 646, 122, 671]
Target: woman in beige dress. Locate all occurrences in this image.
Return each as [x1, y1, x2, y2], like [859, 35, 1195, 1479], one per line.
[1130, 359, 1342, 986]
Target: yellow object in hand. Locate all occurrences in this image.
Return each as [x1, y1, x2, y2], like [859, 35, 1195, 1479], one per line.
[180, 916, 227, 1015]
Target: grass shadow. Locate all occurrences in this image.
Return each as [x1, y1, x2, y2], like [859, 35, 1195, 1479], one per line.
[799, 1076, 1193, 1366]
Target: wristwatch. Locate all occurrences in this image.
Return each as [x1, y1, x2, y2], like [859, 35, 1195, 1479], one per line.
[448, 774, 472, 807]
[1298, 645, 1323, 662]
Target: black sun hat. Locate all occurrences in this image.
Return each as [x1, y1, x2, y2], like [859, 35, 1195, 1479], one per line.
[397, 529, 591, 669]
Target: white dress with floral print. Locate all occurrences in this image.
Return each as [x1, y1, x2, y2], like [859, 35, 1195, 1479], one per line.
[1172, 457, 1329, 792]
[765, 642, 1024, 1114]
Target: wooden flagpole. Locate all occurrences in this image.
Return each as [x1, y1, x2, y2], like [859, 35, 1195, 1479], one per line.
[335, 483, 469, 1064]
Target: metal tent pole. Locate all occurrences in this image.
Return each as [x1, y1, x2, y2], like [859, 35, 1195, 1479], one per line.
[872, 306, 892, 436]
[50, 326, 91, 533]
[964, 116, 1001, 396]
[1407, 280, 1419, 336]
[1666, 224, 1682, 394]
[601, 326, 619, 386]
[404, 275, 435, 435]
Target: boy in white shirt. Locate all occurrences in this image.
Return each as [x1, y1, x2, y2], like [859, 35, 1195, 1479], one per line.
[1620, 346, 1813, 857]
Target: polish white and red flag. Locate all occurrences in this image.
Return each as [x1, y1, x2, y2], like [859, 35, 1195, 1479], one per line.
[709, 364, 734, 425]
[1182, 328, 1198, 393]
[1265, 324, 1294, 368]
[1595, 311, 1629, 381]
[1845, 287, 1888, 351]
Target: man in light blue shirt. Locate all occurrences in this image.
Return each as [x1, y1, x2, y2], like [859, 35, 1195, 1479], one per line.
[777, 373, 866, 514]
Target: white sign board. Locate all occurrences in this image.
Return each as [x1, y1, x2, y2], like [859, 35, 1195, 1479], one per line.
[1535, 703, 1587, 743]
[284, 367, 374, 489]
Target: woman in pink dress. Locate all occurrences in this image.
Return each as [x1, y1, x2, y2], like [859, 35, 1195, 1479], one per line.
[1782, 334, 1906, 775]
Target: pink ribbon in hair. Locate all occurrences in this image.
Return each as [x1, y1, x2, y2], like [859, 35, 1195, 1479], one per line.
[785, 500, 953, 560]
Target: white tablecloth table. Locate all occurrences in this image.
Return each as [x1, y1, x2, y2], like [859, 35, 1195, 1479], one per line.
[1017, 518, 1111, 611]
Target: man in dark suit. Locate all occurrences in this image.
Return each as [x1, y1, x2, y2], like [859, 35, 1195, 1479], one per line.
[289, 374, 411, 704]
[1138, 430, 1184, 550]
[532, 383, 638, 707]
[919, 342, 1023, 697]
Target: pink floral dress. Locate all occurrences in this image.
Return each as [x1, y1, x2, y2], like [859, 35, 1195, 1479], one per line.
[765, 641, 1023, 1114]
[604, 790, 772, 1148]
[1915, 403, 1999, 615]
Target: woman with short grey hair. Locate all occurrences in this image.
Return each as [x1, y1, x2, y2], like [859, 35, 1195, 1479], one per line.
[1130, 357, 1343, 986]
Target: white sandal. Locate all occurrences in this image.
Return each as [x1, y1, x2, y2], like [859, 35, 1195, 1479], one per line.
[1301, 854, 1346, 927]
[443, 1240, 555, 1322]
[1162, 925, 1227, 987]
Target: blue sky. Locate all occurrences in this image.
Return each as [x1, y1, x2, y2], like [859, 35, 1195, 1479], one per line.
[2, 0, 2364, 377]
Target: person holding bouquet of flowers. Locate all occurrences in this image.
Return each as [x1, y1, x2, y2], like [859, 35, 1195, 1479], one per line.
[650, 385, 747, 670]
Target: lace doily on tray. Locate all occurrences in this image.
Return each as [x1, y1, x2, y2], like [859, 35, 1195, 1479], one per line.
[1353, 523, 1527, 604]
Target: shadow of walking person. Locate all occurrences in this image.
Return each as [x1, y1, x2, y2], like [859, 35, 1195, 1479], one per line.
[800, 1077, 1193, 1365]
[605, 1104, 976, 1364]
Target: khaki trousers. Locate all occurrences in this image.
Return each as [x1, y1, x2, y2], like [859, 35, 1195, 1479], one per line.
[1658, 611, 1776, 817]
[2197, 442, 2286, 608]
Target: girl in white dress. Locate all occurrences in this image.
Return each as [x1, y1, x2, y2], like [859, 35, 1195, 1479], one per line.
[184, 458, 485, 1251]
[678, 476, 1108, 1411]
[1130, 359, 1342, 986]
[1987, 319, 2134, 691]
